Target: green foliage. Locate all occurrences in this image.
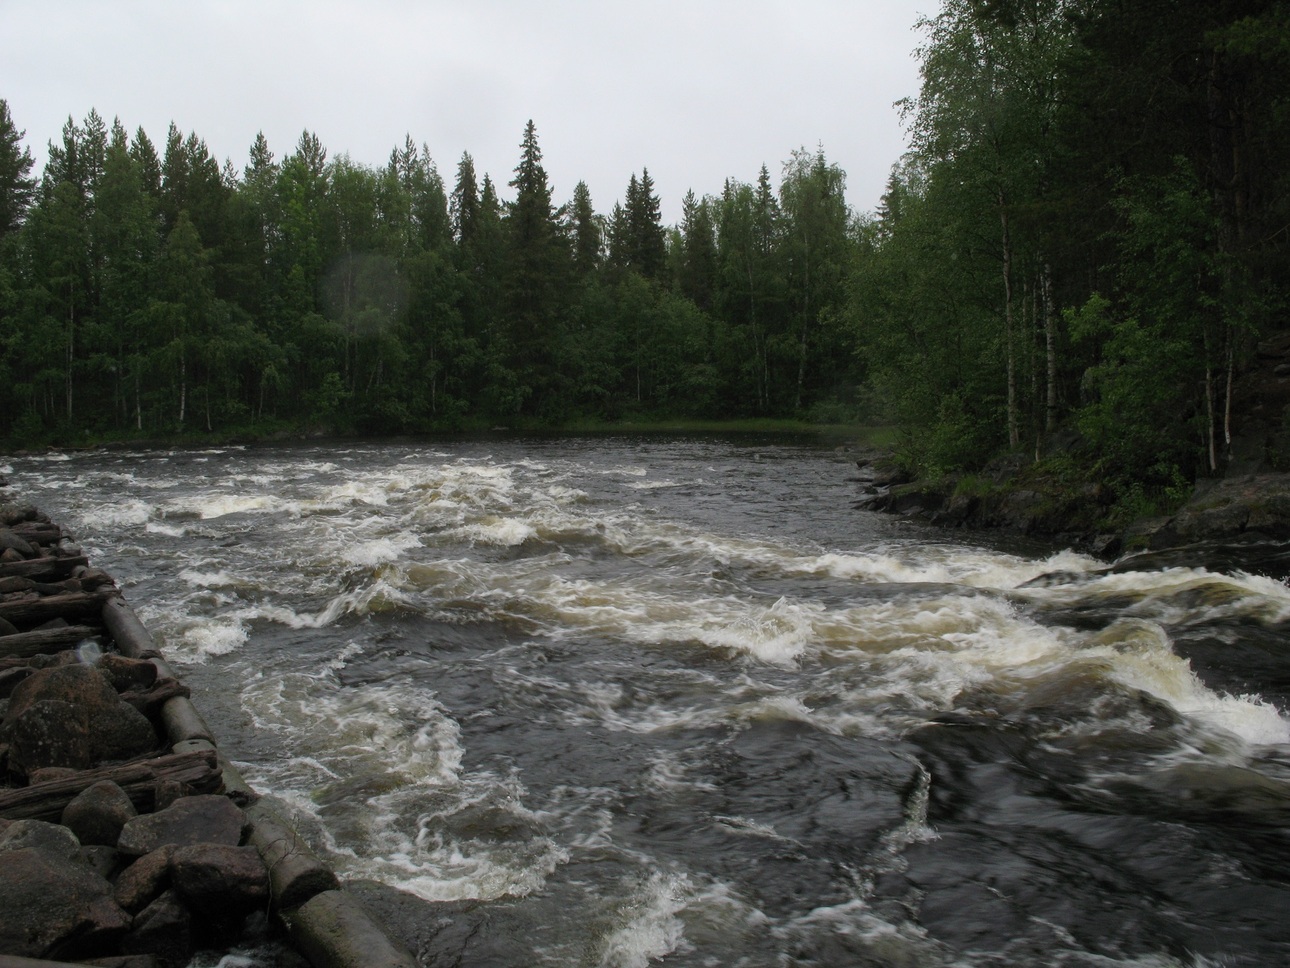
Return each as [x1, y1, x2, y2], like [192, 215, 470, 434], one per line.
[9, 0, 1284, 499]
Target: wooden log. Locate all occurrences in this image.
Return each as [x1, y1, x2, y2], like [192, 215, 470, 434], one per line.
[0, 625, 100, 660]
[0, 749, 222, 822]
[283, 890, 418, 968]
[100, 595, 157, 659]
[0, 589, 116, 627]
[0, 576, 82, 596]
[245, 800, 340, 911]
[0, 555, 89, 579]
[10, 522, 67, 544]
[160, 696, 217, 746]
[101, 595, 220, 748]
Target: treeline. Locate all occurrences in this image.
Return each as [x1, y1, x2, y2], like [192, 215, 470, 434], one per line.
[857, 0, 1290, 506]
[0, 107, 857, 440]
[2, 0, 1288, 520]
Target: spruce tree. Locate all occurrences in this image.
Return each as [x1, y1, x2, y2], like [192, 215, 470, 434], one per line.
[0, 100, 36, 240]
[503, 119, 569, 415]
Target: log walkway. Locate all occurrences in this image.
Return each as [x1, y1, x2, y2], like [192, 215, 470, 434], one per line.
[0, 493, 415, 968]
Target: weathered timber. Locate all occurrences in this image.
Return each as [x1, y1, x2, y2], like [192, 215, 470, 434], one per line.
[100, 596, 219, 748]
[0, 626, 100, 660]
[10, 523, 66, 545]
[0, 590, 116, 627]
[284, 890, 418, 968]
[0, 556, 89, 580]
[0, 749, 222, 822]
[245, 800, 341, 911]
[100, 596, 158, 661]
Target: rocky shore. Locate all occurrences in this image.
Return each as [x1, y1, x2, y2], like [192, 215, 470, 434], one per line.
[852, 331, 1290, 566]
[853, 453, 1290, 569]
[0, 494, 416, 968]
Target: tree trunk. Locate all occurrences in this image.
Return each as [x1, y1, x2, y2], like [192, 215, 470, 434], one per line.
[1043, 262, 1058, 433]
[1000, 201, 1018, 449]
[66, 280, 75, 420]
[795, 235, 811, 414]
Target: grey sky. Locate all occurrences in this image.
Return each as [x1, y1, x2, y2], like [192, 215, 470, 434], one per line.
[4, 0, 933, 224]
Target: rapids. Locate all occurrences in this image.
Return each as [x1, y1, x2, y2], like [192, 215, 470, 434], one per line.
[5, 435, 1290, 967]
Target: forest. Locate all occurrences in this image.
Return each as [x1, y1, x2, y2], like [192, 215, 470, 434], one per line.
[1, 0, 1287, 521]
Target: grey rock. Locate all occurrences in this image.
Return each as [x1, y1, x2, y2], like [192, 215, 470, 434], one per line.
[171, 843, 270, 934]
[120, 888, 192, 967]
[115, 844, 177, 914]
[3, 664, 159, 775]
[63, 779, 139, 847]
[0, 817, 84, 859]
[117, 794, 247, 856]
[0, 844, 131, 959]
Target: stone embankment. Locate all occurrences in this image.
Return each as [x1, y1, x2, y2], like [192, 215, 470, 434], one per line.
[0, 489, 415, 968]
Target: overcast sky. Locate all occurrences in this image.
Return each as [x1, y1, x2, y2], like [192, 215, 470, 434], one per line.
[4, 0, 934, 225]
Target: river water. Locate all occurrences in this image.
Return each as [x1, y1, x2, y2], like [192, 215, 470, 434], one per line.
[6, 435, 1290, 967]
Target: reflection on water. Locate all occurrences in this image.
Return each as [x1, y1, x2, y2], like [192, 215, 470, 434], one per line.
[7, 436, 1290, 967]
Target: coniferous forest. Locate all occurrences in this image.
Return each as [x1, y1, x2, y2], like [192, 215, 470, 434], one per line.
[1, 0, 1287, 520]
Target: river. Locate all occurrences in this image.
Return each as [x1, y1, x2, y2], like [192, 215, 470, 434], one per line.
[5, 435, 1290, 967]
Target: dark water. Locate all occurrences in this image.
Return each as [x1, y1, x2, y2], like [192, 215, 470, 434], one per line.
[6, 436, 1290, 967]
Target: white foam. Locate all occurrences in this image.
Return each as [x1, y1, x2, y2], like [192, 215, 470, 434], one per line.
[1100, 622, 1290, 747]
[174, 618, 248, 663]
[345, 533, 421, 567]
[452, 517, 538, 547]
[85, 499, 153, 528]
[145, 521, 187, 537]
[597, 871, 689, 968]
[163, 493, 290, 520]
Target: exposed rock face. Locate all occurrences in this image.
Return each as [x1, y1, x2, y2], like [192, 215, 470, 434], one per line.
[1140, 474, 1290, 548]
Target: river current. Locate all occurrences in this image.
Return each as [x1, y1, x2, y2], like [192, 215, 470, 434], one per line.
[6, 436, 1290, 967]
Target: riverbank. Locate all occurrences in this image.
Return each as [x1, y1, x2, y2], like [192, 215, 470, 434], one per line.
[0, 493, 415, 968]
[854, 451, 1290, 574]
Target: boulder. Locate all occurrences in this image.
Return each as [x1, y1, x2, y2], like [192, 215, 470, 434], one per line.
[97, 653, 159, 692]
[120, 888, 192, 968]
[115, 844, 177, 914]
[117, 794, 247, 856]
[171, 843, 271, 937]
[82, 843, 126, 881]
[0, 817, 84, 859]
[0, 664, 35, 697]
[63, 779, 139, 847]
[6, 698, 95, 773]
[0, 841, 131, 959]
[3, 664, 159, 775]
